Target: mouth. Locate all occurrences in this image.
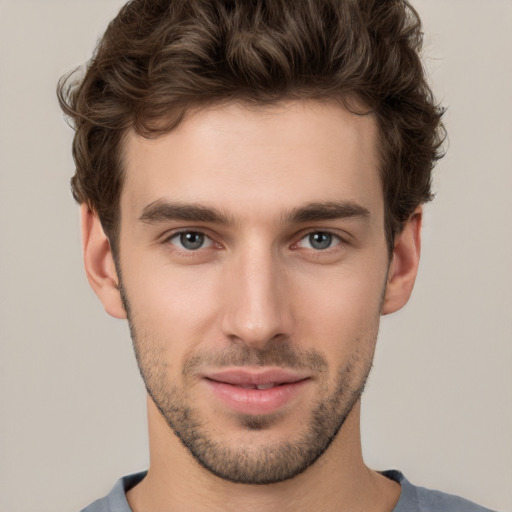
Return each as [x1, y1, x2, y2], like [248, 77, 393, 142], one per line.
[235, 382, 284, 390]
[202, 368, 311, 415]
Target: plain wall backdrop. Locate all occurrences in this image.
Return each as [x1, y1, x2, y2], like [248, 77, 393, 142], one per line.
[0, 1, 511, 511]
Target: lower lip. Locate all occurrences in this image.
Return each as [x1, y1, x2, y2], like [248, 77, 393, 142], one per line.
[204, 379, 309, 415]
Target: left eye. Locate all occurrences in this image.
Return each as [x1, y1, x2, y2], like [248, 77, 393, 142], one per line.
[168, 231, 213, 251]
[297, 232, 341, 250]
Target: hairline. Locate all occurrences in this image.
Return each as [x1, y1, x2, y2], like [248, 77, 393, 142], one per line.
[105, 97, 401, 258]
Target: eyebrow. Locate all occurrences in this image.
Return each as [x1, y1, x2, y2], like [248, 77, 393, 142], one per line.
[138, 199, 370, 226]
[285, 201, 370, 224]
[139, 200, 233, 225]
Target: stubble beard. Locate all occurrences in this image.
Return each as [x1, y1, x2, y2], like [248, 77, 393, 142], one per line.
[130, 340, 374, 483]
[147, 355, 370, 485]
[119, 283, 377, 485]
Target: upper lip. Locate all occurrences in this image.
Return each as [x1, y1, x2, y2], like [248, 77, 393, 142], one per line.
[204, 368, 310, 387]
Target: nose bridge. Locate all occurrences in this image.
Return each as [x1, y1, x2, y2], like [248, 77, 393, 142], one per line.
[221, 241, 291, 349]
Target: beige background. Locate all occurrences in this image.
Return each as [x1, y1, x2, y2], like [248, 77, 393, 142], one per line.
[0, 1, 511, 511]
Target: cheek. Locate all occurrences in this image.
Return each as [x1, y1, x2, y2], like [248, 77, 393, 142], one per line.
[120, 239, 388, 368]
[293, 265, 386, 355]
[121, 258, 224, 356]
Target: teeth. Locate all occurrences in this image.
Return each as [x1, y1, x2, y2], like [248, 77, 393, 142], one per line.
[235, 383, 277, 390]
[256, 383, 275, 390]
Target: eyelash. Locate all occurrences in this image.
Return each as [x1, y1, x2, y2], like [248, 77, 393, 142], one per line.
[294, 231, 343, 251]
[166, 230, 216, 252]
[164, 229, 346, 254]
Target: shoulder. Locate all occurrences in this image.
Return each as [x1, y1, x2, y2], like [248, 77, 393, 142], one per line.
[383, 470, 499, 512]
[80, 472, 146, 512]
[415, 485, 498, 512]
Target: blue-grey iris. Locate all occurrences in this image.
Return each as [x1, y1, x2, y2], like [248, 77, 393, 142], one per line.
[309, 232, 332, 250]
[180, 232, 204, 250]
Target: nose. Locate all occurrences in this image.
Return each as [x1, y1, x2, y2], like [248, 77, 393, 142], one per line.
[220, 247, 293, 351]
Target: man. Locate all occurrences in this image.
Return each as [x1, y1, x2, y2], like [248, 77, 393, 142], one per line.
[57, 1, 497, 511]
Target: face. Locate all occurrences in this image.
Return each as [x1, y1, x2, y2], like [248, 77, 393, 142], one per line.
[114, 101, 391, 484]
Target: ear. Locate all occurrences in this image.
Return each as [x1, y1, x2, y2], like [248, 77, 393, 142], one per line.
[80, 204, 127, 319]
[381, 207, 422, 315]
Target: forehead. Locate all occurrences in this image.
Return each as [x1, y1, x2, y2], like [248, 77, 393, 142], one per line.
[120, 100, 382, 225]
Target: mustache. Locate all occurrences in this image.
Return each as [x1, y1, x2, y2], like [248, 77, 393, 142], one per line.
[182, 342, 328, 376]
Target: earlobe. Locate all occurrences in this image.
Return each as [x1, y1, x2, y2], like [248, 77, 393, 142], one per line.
[80, 204, 127, 319]
[381, 208, 422, 315]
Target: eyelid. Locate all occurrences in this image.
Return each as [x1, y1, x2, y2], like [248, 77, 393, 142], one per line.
[159, 227, 349, 253]
[292, 229, 347, 249]
[160, 226, 211, 241]
[163, 228, 218, 251]
[299, 231, 341, 250]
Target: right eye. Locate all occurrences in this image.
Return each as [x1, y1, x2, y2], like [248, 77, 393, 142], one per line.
[168, 231, 213, 251]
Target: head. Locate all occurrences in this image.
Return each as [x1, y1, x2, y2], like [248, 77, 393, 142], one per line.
[58, 0, 444, 485]
[58, 0, 444, 256]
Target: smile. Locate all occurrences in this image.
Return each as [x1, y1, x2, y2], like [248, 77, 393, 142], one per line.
[202, 368, 311, 415]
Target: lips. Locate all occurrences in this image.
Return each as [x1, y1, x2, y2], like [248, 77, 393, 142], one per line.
[206, 368, 308, 385]
[203, 368, 310, 415]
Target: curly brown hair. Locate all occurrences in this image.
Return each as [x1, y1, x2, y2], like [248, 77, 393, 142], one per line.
[57, 0, 445, 253]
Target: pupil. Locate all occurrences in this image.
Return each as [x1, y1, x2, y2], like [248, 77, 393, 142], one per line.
[180, 232, 204, 250]
[310, 232, 331, 250]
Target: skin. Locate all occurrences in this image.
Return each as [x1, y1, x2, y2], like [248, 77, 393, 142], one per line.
[82, 100, 422, 512]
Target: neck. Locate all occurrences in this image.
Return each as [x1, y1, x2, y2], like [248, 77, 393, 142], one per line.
[126, 398, 400, 512]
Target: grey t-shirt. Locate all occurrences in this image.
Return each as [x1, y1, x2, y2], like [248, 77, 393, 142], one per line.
[81, 470, 498, 512]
